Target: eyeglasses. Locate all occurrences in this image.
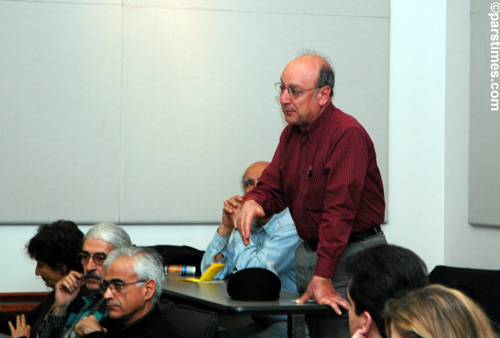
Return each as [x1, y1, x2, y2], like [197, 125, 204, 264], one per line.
[275, 82, 318, 99]
[99, 280, 146, 294]
[78, 252, 107, 266]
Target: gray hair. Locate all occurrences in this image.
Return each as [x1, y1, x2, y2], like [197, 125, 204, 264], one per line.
[84, 222, 132, 250]
[317, 64, 335, 98]
[104, 246, 164, 304]
[299, 49, 335, 97]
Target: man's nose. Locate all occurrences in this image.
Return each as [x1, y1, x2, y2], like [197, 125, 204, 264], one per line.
[85, 257, 97, 272]
[104, 287, 114, 300]
[280, 90, 291, 104]
[35, 265, 40, 276]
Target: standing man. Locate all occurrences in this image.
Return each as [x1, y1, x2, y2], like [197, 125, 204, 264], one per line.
[38, 222, 132, 338]
[237, 53, 386, 337]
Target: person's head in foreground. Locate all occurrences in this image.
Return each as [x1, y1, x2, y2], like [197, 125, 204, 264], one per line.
[80, 222, 132, 291]
[101, 246, 164, 325]
[384, 284, 498, 338]
[27, 219, 84, 288]
[345, 244, 429, 338]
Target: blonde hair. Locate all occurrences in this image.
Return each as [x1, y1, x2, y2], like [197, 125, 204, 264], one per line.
[384, 284, 497, 338]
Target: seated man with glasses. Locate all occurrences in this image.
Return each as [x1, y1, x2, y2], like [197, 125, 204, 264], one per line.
[38, 222, 132, 338]
[201, 161, 302, 338]
[73, 246, 179, 337]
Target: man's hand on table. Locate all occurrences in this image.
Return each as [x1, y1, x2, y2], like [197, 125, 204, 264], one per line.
[296, 275, 350, 315]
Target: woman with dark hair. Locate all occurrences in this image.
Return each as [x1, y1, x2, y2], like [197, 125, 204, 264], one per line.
[0, 220, 84, 338]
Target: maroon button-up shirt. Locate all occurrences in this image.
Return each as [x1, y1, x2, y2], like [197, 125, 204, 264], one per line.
[243, 103, 385, 279]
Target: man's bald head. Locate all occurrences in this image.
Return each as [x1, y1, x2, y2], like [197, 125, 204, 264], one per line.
[242, 161, 270, 194]
[287, 54, 334, 98]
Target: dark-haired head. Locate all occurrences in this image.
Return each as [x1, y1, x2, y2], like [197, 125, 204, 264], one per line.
[345, 244, 429, 338]
[27, 220, 84, 276]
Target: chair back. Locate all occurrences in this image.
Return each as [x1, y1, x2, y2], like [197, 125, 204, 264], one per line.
[160, 298, 219, 338]
[429, 265, 500, 331]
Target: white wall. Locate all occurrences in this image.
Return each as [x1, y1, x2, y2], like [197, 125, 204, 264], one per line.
[1, 0, 499, 292]
[444, 0, 500, 268]
[383, 0, 447, 271]
[385, 0, 500, 271]
[0, 0, 389, 225]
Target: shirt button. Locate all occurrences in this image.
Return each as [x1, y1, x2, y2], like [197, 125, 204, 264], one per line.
[302, 147, 306, 151]
[300, 194, 303, 199]
[301, 170, 305, 174]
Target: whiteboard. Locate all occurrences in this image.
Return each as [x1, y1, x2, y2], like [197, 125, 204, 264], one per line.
[0, 0, 390, 224]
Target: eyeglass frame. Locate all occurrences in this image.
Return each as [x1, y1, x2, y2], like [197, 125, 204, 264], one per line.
[99, 279, 147, 294]
[275, 82, 320, 99]
[78, 251, 108, 266]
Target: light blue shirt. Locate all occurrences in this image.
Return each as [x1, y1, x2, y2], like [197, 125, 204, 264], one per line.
[201, 209, 302, 293]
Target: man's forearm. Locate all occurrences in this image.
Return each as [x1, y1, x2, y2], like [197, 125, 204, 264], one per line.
[217, 222, 233, 238]
[37, 311, 67, 338]
[50, 302, 70, 316]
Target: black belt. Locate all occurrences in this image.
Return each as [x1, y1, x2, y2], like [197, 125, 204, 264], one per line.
[304, 225, 382, 252]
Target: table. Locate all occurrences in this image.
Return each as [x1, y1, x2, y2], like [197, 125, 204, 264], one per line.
[162, 276, 334, 338]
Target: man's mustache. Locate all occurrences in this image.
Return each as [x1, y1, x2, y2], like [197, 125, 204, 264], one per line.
[83, 271, 102, 280]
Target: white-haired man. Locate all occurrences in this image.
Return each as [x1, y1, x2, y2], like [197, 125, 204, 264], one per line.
[38, 222, 132, 338]
[74, 247, 179, 337]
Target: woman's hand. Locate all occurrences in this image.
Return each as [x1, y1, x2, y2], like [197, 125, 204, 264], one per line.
[9, 314, 31, 338]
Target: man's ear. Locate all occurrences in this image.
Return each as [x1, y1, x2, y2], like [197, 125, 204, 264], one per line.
[358, 311, 374, 335]
[316, 86, 331, 106]
[143, 280, 156, 301]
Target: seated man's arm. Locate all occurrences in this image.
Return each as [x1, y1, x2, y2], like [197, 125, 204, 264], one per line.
[37, 271, 84, 338]
[37, 311, 68, 338]
[200, 196, 243, 277]
[200, 229, 235, 279]
[51, 271, 83, 316]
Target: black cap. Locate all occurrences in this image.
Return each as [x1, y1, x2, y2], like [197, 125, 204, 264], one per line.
[227, 268, 281, 301]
